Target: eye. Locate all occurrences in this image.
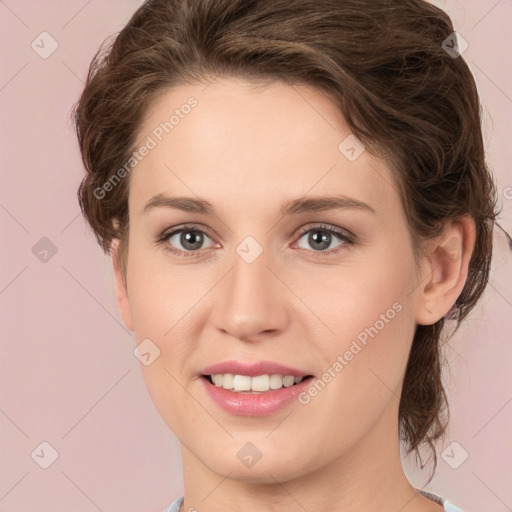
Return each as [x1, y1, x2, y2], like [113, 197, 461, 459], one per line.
[294, 224, 354, 255]
[157, 225, 216, 257]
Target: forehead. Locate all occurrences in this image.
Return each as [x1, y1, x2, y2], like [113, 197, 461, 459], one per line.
[129, 78, 401, 220]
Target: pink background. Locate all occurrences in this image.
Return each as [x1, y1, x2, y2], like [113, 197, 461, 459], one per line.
[0, 1, 510, 510]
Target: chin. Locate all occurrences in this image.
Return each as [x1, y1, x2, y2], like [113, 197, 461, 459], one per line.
[199, 445, 315, 484]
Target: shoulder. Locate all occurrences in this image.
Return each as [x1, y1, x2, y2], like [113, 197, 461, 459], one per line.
[443, 500, 464, 512]
[163, 495, 183, 512]
[416, 489, 464, 512]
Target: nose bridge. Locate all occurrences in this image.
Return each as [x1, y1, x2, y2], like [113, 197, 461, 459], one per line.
[213, 237, 288, 340]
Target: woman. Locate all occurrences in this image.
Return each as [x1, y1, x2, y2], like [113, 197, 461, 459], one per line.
[72, 0, 499, 510]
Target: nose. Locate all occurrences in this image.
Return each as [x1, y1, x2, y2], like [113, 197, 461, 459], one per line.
[212, 244, 290, 342]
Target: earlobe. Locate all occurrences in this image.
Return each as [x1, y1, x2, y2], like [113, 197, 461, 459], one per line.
[414, 216, 476, 326]
[111, 239, 134, 332]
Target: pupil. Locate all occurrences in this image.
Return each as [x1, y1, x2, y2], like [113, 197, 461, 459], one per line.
[310, 231, 330, 250]
[182, 231, 203, 250]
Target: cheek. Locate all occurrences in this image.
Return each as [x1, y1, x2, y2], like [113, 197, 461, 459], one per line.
[300, 255, 417, 404]
[296, 279, 415, 459]
[290, 253, 415, 345]
[126, 247, 203, 335]
[125, 248, 212, 412]
[125, 252, 201, 434]
[339, 297, 414, 386]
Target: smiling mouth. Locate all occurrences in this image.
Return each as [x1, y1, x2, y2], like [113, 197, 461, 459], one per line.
[202, 374, 315, 393]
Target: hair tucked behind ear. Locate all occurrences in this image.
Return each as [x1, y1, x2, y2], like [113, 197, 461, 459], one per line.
[72, 0, 501, 477]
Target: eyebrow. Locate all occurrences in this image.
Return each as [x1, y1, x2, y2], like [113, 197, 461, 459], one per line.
[143, 193, 376, 216]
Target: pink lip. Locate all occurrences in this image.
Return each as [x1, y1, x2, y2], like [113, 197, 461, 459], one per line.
[200, 360, 310, 378]
[200, 376, 314, 416]
[199, 360, 314, 417]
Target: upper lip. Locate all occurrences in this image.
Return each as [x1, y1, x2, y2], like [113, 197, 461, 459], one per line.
[200, 360, 312, 377]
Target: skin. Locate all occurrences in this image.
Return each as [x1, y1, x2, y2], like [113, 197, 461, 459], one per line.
[111, 77, 475, 512]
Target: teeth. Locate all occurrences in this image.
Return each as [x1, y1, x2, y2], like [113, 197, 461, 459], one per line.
[283, 375, 295, 387]
[269, 374, 283, 390]
[251, 374, 270, 392]
[222, 374, 233, 389]
[210, 373, 305, 392]
[213, 374, 224, 387]
[233, 375, 251, 391]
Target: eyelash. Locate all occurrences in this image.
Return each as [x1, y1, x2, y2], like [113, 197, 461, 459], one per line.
[155, 223, 355, 259]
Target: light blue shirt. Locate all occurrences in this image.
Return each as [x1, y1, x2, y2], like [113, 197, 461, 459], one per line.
[163, 490, 464, 511]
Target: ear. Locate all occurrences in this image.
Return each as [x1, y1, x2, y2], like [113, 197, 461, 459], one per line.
[414, 215, 476, 326]
[111, 239, 134, 331]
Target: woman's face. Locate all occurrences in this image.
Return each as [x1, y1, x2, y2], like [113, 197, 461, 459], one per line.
[115, 77, 426, 482]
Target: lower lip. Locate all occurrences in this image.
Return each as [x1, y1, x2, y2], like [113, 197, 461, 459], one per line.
[200, 376, 314, 416]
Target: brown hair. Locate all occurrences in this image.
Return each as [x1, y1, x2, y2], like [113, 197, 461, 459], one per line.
[73, 0, 500, 476]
